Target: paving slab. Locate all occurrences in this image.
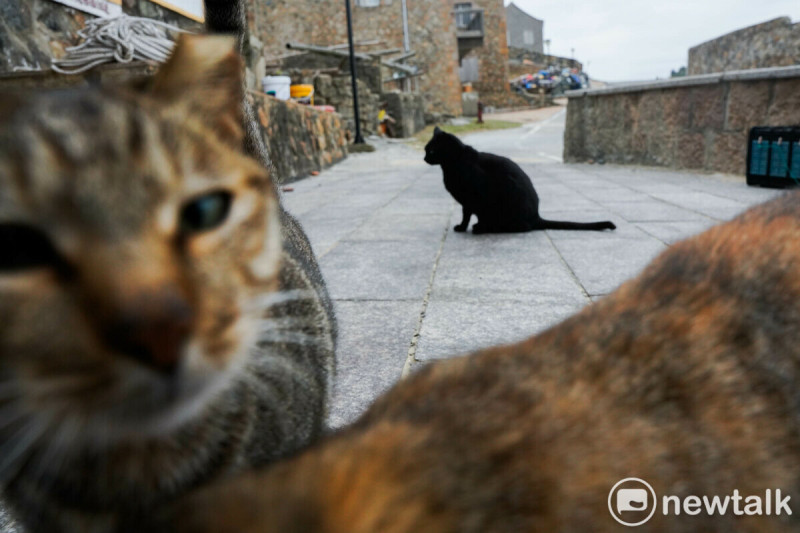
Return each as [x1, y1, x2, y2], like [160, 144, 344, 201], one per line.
[415, 295, 583, 362]
[320, 239, 442, 301]
[329, 300, 421, 427]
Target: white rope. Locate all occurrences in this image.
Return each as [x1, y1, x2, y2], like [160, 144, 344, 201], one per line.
[52, 15, 189, 75]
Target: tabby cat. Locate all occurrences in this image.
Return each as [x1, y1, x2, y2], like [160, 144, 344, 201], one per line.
[0, 13, 334, 533]
[425, 127, 616, 233]
[157, 192, 800, 532]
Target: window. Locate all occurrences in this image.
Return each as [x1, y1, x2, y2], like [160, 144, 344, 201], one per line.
[523, 30, 534, 45]
[454, 2, 474, 29]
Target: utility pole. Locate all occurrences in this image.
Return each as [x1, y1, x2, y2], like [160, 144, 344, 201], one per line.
[345, 0, 365, 144]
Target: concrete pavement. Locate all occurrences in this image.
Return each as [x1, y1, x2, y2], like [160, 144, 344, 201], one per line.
[281, 108, 782, 428]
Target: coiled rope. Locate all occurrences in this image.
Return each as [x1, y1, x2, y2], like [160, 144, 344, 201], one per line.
[52, 15, 188, 75]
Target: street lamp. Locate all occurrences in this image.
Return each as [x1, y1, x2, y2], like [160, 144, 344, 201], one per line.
[345, 0, 365, 144]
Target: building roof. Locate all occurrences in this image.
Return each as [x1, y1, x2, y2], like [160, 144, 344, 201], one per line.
[506, 2, 543, 24]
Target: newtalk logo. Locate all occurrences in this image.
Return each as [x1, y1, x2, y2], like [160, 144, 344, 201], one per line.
[608, 478, 792, 527]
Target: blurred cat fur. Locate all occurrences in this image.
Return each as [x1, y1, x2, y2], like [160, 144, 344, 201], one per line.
[0, 26, 334, 533]
[156, 192, 800, 533]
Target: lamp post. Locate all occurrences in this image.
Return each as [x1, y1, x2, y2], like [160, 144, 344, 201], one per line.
[345, 0, 365, 144]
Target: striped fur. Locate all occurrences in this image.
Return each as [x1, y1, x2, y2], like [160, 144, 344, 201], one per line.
[0, 27, 334, 533]
[160, 193, 800, 533]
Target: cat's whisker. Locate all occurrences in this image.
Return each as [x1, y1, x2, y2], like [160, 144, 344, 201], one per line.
[30, 416, 81, 490]
[256, 317, 306, 332]
[0, 416, 49, 484]
[0, 403, 28, 431]
[23, 377, 98, 398]
[245, 289, 317, 312]
[255, 328, 327, 347]
[0, 382, 22, 402]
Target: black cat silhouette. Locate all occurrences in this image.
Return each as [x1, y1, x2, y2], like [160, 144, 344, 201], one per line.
[424, 127, 616, 233]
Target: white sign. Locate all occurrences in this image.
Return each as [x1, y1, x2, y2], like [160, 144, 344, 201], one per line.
[149, 0, 205, 22]
[50, 0, 122, 18]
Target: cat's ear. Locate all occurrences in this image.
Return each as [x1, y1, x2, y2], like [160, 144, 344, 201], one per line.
[149, 34, 244, 144]
[434, 126, 442, 135]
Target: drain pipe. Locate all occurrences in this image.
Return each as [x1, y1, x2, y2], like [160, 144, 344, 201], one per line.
[401, 0, 410, 52]
[401, 0, 410, 90]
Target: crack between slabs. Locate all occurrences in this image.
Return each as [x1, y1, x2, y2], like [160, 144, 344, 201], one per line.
[401, 203, 454, 378]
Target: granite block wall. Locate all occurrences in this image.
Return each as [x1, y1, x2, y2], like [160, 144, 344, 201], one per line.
[382, 90, 425, 138]
[688, 17, 800, 75]
[252, 91, 348, 183]
[564, 67, 800, 176]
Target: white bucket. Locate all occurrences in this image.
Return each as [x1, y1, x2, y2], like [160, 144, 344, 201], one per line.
[262, 76, 291, 100]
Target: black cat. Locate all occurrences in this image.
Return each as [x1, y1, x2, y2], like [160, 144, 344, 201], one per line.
[424, 127, 616, 233]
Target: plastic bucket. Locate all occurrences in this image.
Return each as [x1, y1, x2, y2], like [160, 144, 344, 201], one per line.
[290, 84, 314, 98]
[290, 84, 314, 105]
[262, 76, 291, 100]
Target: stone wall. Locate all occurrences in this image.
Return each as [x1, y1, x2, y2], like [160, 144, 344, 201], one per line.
[382, 90, 425, 138]
[312, 74, 380, 138]
[246, 0, 462, 117]
[688, 17, 800, 75]
[0, 0, 200, 75]
[251, 91, 348, 183]
[563, 67, 800, 176]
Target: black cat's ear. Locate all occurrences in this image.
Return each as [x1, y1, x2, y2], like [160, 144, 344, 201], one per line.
[434, 126, 442, 135]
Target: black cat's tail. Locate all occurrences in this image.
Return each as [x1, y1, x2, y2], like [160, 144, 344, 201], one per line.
[536, 218, 616, 231]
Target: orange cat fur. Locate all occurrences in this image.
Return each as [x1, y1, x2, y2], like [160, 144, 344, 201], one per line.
[159, 193, 800, 533]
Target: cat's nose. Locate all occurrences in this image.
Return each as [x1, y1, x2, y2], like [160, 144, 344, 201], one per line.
[104, 288, 194, 374]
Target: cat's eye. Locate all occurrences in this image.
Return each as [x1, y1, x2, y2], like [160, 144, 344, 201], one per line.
[0, 223, 64, 272]
[180, 191, 233, 235]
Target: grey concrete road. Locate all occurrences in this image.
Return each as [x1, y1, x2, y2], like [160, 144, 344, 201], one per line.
[282, 108, 782, 428]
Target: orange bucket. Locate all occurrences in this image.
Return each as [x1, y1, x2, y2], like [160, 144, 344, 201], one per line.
[290, 84, 314, 105]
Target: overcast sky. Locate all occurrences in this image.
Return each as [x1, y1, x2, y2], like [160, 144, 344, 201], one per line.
[504, 0, 800, 82]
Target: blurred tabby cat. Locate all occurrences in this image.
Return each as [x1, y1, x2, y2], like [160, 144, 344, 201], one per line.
[159, 193, 800, 532]
[0, 3, 335, 531]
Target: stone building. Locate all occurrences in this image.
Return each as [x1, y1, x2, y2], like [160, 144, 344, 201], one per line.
[246, 0, 462, 118]
[452, 0, 512, 107]
[688, 17, 800, 75]
[505, 2, 543, 54]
